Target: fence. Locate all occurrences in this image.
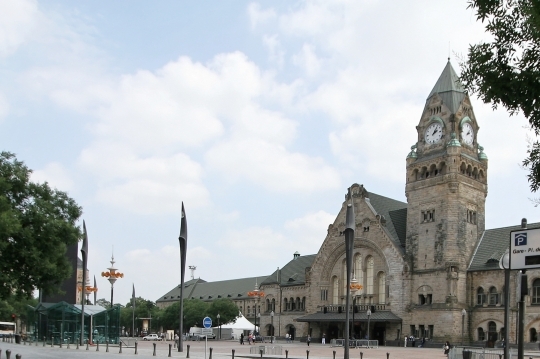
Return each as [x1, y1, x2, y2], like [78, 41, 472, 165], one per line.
[449, 346, 540, 359]
[249, 345, 283, 355]
[331, 339, 379, 349]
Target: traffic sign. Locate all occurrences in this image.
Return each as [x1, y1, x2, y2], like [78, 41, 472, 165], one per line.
[201, 328, 213, 335]
[510, 228, 540, 270]
[203, 316, 212, 328]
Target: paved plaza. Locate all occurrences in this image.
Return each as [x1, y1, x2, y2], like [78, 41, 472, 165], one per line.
[0, 339, 450, 359]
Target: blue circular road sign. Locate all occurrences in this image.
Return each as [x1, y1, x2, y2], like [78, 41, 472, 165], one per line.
[203, 316, 212, 328]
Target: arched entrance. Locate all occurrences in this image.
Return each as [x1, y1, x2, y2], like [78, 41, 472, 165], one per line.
[266, 324, 275, 336]
[285, 325, 296, 340]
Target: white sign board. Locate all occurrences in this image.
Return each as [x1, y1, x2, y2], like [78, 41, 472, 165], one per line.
[201, 328, 213, 335]
[510, 228, 540, 270]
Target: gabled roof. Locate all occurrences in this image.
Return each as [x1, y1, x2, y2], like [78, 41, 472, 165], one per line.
[426, 60, 467, 114]
[366, 193, 408, 248]
[156, 276, 267, 304]
[469, 222, 540, 271]
[261, 254, 317, 287]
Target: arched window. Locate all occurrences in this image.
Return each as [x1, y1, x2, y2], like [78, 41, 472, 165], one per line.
[332, 276, 339, 305]
[301, 297, 306, 310]
[272, 298, 276, 311]
[343, 260, 348, 294]
[378, 272, 386, 304]
[266, 299, 270, 312]
[532, 279, 540, 304]
[478, 328, 485, 341]
[489, 287, 498, 305]
[283, 298, 288, 312]
[295, 297, 300, 311]
[477, 287, 485, 305]
[366, 257, 374, 295]
[290, 297, 294, 311]
[355, 255, 364, 295]
[488, 321, 497, 334]
[247, 306, 251, 316]
[530, 328, 538, 342]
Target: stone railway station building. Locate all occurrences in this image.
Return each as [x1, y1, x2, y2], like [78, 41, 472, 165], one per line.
[157, 61, 540, 347]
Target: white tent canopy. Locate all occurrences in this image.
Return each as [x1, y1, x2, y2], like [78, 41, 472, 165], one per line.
[217, 313, 257, 330]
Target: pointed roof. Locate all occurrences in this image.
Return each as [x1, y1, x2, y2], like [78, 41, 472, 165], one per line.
[426, 59, 467, 114]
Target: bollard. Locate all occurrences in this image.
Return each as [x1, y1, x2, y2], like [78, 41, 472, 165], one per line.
[153, 342, 156, 356]
[43, 336, 46, 347]
[60, 339, 62, 348]
[76, 340, 79, 350]
[6, 349, 11, 359]
[386, 353, 390, 359]
[86, 340, 89, 350]
[360, 352, 363, 359]
[120, 341, 123, 354]
[259, 348, 263, 359]
[168, 343, 172, 357]
[187, 344, 190, 358]
[307, 350, 310, 359]
[210, 347, 214, 359]
[106, 340, 109, 352]
[135, 341, 138, 355]
[232, 349, 235, 359]
[16, 355, 22, 359]
[96, 341, 99, 351]
[333, 350, 336, 359]
[67, 341, 70, 349]
[286, 349, 289, 359]
[498, 355, 502, 359]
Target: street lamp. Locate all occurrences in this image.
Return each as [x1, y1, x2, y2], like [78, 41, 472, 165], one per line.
[350, 276, 362, 339]
[343, 188, 356, 359]
[270, 311, 274, 343]
[217, 314, 221, 340]
[247, 280, 265, 335]
[366, 308, 371, 347]
[101, 253, 123, 308]
[461, 309, 466, 346]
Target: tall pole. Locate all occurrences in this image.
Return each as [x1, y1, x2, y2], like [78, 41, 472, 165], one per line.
[461, 309, 466, 346]
[178, 202, 188, 352]
[132, 284, 136, 338]
[343, 188, 355, 359]
[93, 276, 98, 305]
[518, 218, 527, 359]
[80, 221, 89, 346]
[366, 309, 371, 347]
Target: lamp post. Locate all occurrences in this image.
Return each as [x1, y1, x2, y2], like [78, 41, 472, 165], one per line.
[500, 249, 510, 359]
[247, 280, 265, 336]
[343, 188, 355, 359]
[101, 253, 123, 308]
[461, 309, 466, 346]
[350, 276, 362, 340]
[178, 203, 188, 352]
[366, 308, 372, 347]
[217, 314, 220, 340]
[270, 311, 274, 343]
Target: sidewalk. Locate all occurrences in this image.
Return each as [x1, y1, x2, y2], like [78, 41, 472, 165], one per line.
[0, 339, 448, 359]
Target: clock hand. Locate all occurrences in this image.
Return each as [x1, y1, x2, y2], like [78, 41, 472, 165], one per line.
[432, 128, 438, 136]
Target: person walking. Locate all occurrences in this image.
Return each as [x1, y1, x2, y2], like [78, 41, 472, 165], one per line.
[240, 333, 244, 345]
[404, 335, 408, 347]
[307, 335, 311, 346]
[444, 341, 451, 356]
[321, 333, 326, 345]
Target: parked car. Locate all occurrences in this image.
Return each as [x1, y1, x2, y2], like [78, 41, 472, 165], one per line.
[143, 334, 162, 341]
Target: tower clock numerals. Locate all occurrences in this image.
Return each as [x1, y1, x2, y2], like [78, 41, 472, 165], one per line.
[461, 122, 474, 145]
[424, 123, 444, 144]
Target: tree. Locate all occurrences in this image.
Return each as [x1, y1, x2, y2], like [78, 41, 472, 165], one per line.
[96, 298, 111, 308]
[121, 297, 161, 335]
[0, 296, 38, 322]
[460, 0, 540, 191]
[208, 298, 240, 326]
[0, 152, 83, 299]
[160, 299, 210, 334]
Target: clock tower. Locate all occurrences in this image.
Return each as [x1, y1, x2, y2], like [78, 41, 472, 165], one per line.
[405, 60, 488, 308]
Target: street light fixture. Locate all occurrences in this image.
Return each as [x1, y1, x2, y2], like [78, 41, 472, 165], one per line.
[247, 280, 265, 335]
[350, 275, 362, 339]
[461, 309, 466, 346]
[101, 253, 124, 308]
[217, 314, 221, 340]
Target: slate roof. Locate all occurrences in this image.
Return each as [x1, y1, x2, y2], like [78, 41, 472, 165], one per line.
[260, 254, 317, 287]
[156, 276, 267, 304]
[468, 222, 540, 271]
[296, 310, 402, 323]
[426, 60, 467, 114]
[365, 192, 408, 248]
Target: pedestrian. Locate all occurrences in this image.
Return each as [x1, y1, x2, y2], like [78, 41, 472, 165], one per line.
[174, 334, 179, 348]
[240, 333, 244, 345]
[248, 332, 253, 345]
[322, 333, 326, 345]
[404, 335, 408, 347]
[285, 333, 290, 343]
[419, 337, 425, 348]
[307, 335, 311, 346]
[444, 341, 450, 356]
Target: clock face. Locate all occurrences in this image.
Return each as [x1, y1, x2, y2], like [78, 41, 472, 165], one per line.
[425, 123, 444, 144]
[461, 122, 474, 145]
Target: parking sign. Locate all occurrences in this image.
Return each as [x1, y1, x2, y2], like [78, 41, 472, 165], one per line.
[510, 228, 540, 270]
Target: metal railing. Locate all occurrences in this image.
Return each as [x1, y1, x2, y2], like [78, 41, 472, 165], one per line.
[250, 345, 283, 355]
[331, 339, 379, 348]
[449, 346, 540, 359]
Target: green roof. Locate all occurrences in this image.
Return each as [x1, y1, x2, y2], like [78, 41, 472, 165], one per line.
[261, 254, 317, 287]
[157, 276, 267, 304]
[366, 192, 408, 248]
[426, 60, 467, 114]
[469, 222, 540, 271]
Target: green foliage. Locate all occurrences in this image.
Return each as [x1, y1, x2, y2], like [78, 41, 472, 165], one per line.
[0, 296, 38, 323]
[208, 298, 240, 326]
[96, 298, 111, 308]
[460, 0, 540, 191]
[120, 297, 161, 335]
[0, 152, 82, 299]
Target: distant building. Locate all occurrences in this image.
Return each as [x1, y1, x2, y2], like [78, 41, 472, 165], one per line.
[157, 61, 540, 347]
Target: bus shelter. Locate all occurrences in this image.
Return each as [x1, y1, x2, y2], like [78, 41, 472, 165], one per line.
[32, 302, 120, 345]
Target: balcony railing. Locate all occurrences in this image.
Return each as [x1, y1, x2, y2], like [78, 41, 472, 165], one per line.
[320, 303, 388, 313]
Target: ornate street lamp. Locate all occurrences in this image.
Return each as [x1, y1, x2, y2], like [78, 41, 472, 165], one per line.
[247, 280, 265, 335]
[343, 188, 355, 359]
[350, 276, 362, 339]
[270, 311, 274, 343]
[101, 253, 124, 308]
[461, 309, 466, 345]
[217, 314, 221, 340]
[78, 278, 98, 305]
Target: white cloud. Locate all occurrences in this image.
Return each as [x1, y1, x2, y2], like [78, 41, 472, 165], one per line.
[263, 34, 285, 67]
[247, 3, 276, 29]
[0, 0, 40, 57]
[31, 162, 74, 191]
[292, 44, 321, 78]
[284, 210, 335, 254]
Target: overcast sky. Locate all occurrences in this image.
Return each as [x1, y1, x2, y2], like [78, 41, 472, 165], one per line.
[1, 0, 536, 306]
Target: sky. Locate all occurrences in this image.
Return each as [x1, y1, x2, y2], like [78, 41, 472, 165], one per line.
[1, 0, 537, 306]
